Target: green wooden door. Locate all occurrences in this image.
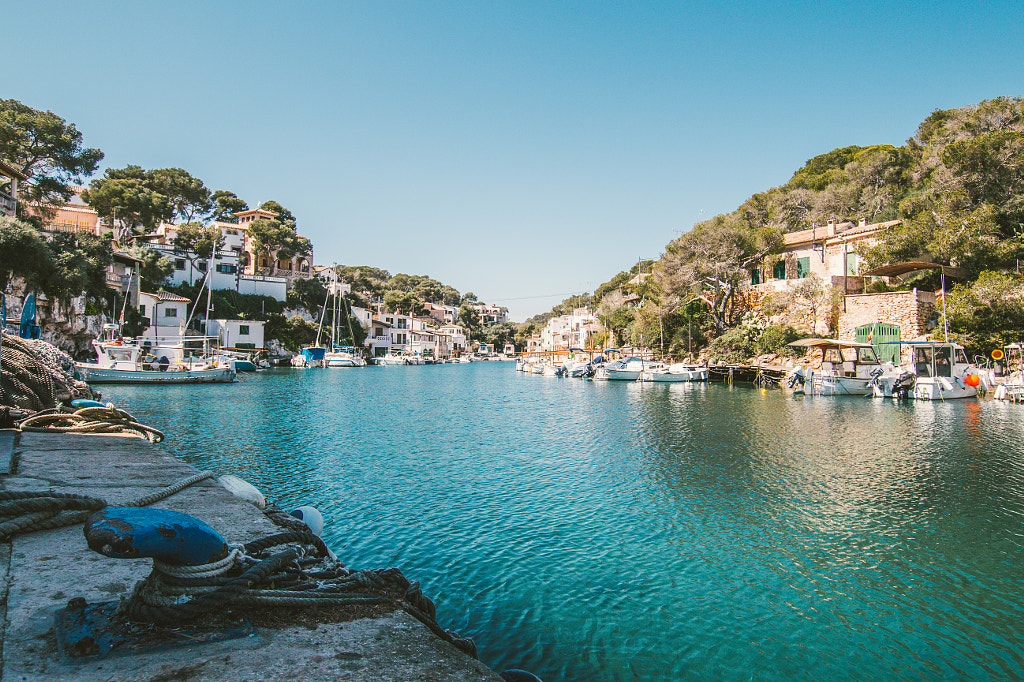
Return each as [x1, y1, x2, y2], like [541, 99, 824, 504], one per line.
[856, 323, 901, 363]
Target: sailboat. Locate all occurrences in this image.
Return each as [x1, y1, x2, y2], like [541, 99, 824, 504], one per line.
[75, 271, 235, 384]
[323, 269, 365, 368]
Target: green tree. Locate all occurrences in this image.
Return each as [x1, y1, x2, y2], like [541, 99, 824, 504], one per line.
[258, 200, 296, 226]
[43, 231, 112, 307]
[940, 270, 1024, 357]
[152, 168, 213, 224]
[247, 217, 309, 275]
[0, 99, 103, 219]
[660, 215, 783, 332]
[0, 217, 52, 291]
[82, 165, 170, 239]
[125, 244, 174, 291]
[172, 222, 225, 274]
[287, 276, 328, 315]
[210, 190, 248, 223]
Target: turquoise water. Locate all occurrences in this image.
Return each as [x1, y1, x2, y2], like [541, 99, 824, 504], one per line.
[101, 363, 1024, 681]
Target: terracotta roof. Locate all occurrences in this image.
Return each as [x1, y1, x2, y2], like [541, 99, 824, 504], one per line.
[0, 160, 28, 181]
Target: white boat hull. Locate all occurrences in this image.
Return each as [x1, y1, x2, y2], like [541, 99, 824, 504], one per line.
[913, 377, 977, 400]
[75, 363, 236, 384]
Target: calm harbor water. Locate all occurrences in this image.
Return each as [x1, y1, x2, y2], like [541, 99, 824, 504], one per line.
[101, 362, 1024, 681]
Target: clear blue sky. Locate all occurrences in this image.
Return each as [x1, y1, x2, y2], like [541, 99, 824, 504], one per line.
[7, 1, 1023, 320]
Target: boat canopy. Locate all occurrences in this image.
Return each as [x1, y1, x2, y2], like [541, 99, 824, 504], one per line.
[861, 261, 971, 280]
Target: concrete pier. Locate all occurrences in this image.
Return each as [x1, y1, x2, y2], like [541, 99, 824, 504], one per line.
[0, 429, 503, 681]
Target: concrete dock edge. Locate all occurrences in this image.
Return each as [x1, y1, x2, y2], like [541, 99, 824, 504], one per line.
[0, 429, 504, 681]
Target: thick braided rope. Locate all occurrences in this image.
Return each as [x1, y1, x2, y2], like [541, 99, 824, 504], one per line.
[18, 405, 165, 443]
[0, 472, 214, 539]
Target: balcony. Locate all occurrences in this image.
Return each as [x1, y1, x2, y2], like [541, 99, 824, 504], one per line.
[254, 267, 312, 279]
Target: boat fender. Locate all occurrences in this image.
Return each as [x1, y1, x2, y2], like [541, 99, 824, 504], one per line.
[217, 474, 266, 509]
[290, 505, 324, 536]
[500, 671, 544, 682]
[84, 507, 228, 565]
[995, 384, 1007, 400]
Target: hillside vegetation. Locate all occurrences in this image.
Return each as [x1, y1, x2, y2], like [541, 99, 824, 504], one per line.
[550, 97, 1024, 358]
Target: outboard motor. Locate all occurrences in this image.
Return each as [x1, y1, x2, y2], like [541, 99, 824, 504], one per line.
[787, 367, 805, 391]
[892, 370, 915, 399]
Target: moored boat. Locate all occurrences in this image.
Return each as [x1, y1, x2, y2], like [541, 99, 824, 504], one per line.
[593, 357, 646, 381]
[74, 326, 235, 384]
[639, 362, 709, 382]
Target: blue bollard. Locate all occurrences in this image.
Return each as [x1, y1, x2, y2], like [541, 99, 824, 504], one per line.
[84, 508, 228, 565]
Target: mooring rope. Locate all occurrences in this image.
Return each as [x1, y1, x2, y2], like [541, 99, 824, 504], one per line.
[0, 471, 215, 540]
[122, 532, 478, 658]
[17, 404, 165, 443]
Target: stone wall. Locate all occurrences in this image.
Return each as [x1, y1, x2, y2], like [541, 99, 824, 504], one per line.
[837, 289, 937, 341]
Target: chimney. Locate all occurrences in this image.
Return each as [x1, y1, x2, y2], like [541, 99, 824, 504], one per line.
[859, 218, 868, 228]
[827, 219, 836, 236]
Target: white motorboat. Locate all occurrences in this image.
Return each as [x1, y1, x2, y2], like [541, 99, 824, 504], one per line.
[377, 354, 405, 366]
[74, 326, 235, 384]
[903, 341, 985, 400]
[325, 346, 366, 367]
[593, 357, 647, 381]
[639, 363, 709, 382]
[991, 344, 1024, 401]
[787, 339, 893, 396]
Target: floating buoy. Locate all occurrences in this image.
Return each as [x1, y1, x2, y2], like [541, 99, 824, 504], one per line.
[290, 506, 324, 535]
[217, 474, 266, 509]
[964, 373, 981, 387]
[84, 508, 228, 565]
[761, 388, 767, 395]
[993, 348, 1005, 360]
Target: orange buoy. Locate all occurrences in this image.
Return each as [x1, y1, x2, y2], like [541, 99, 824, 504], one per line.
[992, 349, 1005, 361]
[964, 374, 981, 387]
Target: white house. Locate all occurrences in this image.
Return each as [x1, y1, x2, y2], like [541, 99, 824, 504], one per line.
[204, 318, 266, 350]
[537, 308, 599, 352]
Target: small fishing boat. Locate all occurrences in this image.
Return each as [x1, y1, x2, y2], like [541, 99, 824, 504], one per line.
[787, 339, 891, 396]
[593, 357, 646, 381]
[991, 344, 1024, 401]
[75, 326, 235, 384]
[639, 362, 709, 382]
[903, 341, 985, 400]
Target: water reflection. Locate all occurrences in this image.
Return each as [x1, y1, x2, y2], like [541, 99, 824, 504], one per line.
[102, 365, 1024, 681]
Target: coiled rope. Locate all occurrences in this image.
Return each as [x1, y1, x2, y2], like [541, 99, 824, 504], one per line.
[18, 404, 165, 443]
[0, 471, 214, 540]
[123, 531, 478, 658]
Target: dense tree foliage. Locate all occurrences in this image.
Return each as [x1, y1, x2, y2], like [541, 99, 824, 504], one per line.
[210, 190, 248, 223]
[0, 217, 52, 291]
[172, 222, 225, 273]
[0, 99, 103, 220]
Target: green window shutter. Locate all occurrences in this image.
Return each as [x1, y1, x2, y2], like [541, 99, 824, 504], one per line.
[751, 269, 761, 285]
[846, 252, 858, 276]
[773, 261, 786, 280]
[797, 257, 810, 278]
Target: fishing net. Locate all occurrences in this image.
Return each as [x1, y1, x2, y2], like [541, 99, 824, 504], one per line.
[0, 332, 97, 413]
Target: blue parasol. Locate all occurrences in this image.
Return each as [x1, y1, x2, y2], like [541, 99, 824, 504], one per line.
[19, 294, 39, 339]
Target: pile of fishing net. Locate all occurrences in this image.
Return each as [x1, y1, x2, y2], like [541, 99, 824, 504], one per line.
[0, 332, 98, 415]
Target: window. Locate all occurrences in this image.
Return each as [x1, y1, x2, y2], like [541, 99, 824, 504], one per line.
[846, 252, 858, 276]
[164, 308, 177, 318]
[197, 261, 207, 272]
[772, 261, 786, 280]
[797, 257, 810, 279]
[751, 269, 761, 285]
[239, 325, 250, 336]
[215, 264, 236, 274]
[139, 305, 146, 316]
[175, 259, 186, 270]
